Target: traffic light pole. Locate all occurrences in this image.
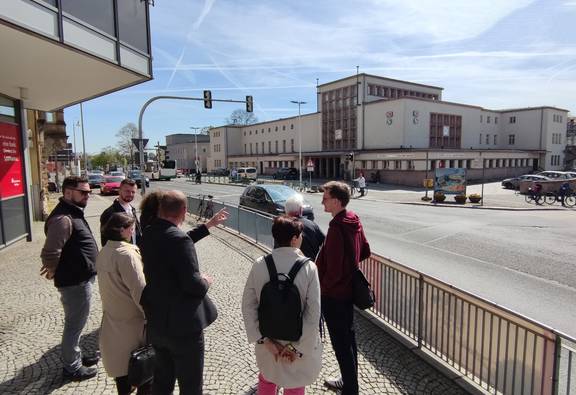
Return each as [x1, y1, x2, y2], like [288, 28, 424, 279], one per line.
[137, 95, 250, 195]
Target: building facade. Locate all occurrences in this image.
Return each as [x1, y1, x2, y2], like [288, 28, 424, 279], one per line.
[0, 0, 152, 249]
[166, 133, 210, 172]
[206, 73, 569, 186]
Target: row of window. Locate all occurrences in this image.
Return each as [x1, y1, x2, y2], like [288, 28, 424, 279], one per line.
[357, 158, 533, 170]
[228, 161, 295, 169]
[214, 159, 222, 167]
[244, 124, 294, 136]
[213, 144, 222, 153]
[480, 115, 499, 124]
[550, 155, 562, 166]
[367, 84, 439, 100]
[212, 131, 221, 138]
[321, 85, 358, 102]
[552, 114, 564, 123]
[244, 139, 295, 155]
[551, 133, 563, 144]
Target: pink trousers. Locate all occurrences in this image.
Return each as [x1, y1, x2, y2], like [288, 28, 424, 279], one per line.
[257, 373, 305, 395]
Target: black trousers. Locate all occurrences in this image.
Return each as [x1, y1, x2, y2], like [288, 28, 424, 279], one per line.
[115, 376, 152, 395]
[151, 331, 204, 395]
[322, 297, 358, 395]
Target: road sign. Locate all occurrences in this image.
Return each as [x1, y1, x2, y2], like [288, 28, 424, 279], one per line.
[306, 159, 314, 172]
[132, 138, 149, 150]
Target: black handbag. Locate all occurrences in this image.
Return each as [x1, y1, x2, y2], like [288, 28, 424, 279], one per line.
[352, 268, 375, 310]
[127, 344, 156, 387]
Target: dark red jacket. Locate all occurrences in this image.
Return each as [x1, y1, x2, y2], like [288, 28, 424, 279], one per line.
[316, 209, 371, 300]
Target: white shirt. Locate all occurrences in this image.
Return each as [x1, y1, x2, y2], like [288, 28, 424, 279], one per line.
[355, 176, 366, 188]
[119, 200, 136, 244]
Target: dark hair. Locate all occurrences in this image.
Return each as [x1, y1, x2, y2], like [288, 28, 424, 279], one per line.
[322, 181, 350, 207]
[272, 215, 303, 247]
[102, 212, 135, 242]
[159, 190, 187, 217]
[140, 190, 164, 229]
[62, 176, 89, 192]
[121, 178, 136, 187]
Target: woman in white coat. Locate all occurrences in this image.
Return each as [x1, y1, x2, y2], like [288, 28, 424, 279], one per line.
[96, 213, 149, 395]
[242, 215, 322, 395]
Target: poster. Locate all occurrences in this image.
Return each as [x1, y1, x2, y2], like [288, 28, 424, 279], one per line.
[434, 168, 466, 195]
[0, 122, 24, 199]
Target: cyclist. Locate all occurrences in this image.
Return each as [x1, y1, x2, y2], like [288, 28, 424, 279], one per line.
[559, 182, 571, 207]
[354, 172, 366, 197]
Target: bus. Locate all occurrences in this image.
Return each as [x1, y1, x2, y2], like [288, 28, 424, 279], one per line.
[144, 159, 177, 181]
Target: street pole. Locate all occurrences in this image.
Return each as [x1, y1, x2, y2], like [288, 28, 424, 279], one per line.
[72, 121, 81, 175]
[190, 126, 202, 172]
[425, 150, 430, 199]
[481, 152, 485, 206]
[291, 100, 306, 189]
[80, 102, 87, 171]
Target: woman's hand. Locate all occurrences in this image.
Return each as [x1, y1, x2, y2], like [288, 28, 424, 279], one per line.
[263, 338, 284, 361]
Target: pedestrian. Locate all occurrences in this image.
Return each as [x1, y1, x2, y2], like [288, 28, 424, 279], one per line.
[96, 212, 151, 395]
[354, 172, 366, 197]
[277, 194, 325, 260]
[100, 178, 142, 247]
[139, 190, 164, 230]
[195, 169, 202, 184]
[40, 176, 100, 381]
[242, 215, 322, 395]
[559, 182, 571, 206]
[139, 190, 228, 394]
[231, 167, 238, 181]
[316, 181, 371, 394]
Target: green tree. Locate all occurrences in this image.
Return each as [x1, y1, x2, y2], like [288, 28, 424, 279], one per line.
[90, 146, 122, 170]
[116, 122, 138, 166]
[226, 109, 257, 125]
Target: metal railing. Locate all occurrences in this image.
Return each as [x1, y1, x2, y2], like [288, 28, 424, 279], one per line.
[187, 194, 575, 395]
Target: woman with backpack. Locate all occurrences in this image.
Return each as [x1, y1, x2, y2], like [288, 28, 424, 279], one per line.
[242, 215, 322, 395]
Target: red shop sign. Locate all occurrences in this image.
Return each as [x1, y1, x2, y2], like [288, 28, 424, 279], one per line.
[0, 122, 24, 199]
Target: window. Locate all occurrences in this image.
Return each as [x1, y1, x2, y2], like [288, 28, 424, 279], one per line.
[494, 135, 498, 145]
[486, 134, 490, 145]
[249, 130, 252, 135]
[487, 116, 491, 123]
[250, 143, 253, 154]
[480, 115, 483, 123]
[508, 134, 515, 145]
[394, 160, 401, 169]
[479, 134, 482, 144]
[275, 126, 278, 131]
[291, 124, 294, 129]
[275, 141, 278, 153]
[255, 144, 258, 154]
[383, 161, 389, 169]
[282, 140, 286, 152]
[244, 144, 246, 154]
[466, 160, 472, 169]
[509, 116, 516, 124]
[244, 131, 246, 136]
[495, 117, 498, 124]
[268, 128, 271, 132]
[261, 142, 264, 152]
[282, 125, 286, 131]
[291, 139, 294, 152]
[407, 160, 415, 170]
[268, 141, 271, 153]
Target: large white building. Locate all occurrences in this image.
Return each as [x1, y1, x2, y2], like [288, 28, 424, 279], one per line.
[206, 73, 569, 186]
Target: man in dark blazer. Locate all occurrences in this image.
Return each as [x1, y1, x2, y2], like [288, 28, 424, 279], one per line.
[100, 178, 142, 246]
[140, 190, 228, 395]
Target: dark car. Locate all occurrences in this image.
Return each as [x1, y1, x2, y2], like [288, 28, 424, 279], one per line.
[87, 174, 105, 189]
[272, 167, 299, 180]
[127, 170, 150, 187]
[213, 167, 230, 176]
[239, 184, 314, 220]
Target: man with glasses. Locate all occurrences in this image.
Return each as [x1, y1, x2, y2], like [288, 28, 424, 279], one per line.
[316, 181, 371, 394]
[41, 176, 100, 381]
[100, 178, 142, 247]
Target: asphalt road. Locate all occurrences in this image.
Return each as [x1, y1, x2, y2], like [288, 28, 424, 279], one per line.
[145, 178, 576, 338]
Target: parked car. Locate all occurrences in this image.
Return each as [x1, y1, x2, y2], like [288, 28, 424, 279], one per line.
[127, 170, 150, 187]
[90, 170, 105, 176]
[501, 174, 550, 189]
[100, 176, 124, 195]
[87, 174, 105, 189]
[108, 171, 125, 178]
[239, 184, 314, 220]
[213, 167, 230, 176]
[272, 167, 299, 180]
[537, 171, 576, 179]
[237, 167, 257, 179]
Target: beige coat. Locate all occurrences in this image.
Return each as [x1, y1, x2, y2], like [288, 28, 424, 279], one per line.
[96, 241, 146, 378]
[242, 247, 323, 388]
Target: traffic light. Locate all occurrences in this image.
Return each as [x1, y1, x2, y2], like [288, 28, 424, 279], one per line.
[246, 95, 253, 113]
[345, 153, 354, 161]
[203, 90, 212, 109]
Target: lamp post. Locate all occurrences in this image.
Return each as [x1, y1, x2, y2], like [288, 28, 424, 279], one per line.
[72, 120, 81, 175]
[190, 127, 202, 172]
[79, 102, 87, 171]
[290, 100, 306, 189]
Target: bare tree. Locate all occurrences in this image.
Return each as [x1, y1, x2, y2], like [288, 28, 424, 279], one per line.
[226, 109, 257, 125]
[116, 123, 138, 167]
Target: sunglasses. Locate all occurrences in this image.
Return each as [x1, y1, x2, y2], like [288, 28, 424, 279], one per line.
[71, 188, 91, 195]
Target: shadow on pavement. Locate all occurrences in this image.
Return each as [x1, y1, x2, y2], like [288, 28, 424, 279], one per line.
[0, 330, 99, 395]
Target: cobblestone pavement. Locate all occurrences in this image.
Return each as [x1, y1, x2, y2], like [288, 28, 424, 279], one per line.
[0, 194, 467, 394]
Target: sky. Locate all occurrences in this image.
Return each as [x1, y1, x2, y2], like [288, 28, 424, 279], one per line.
[64, 0, 576, 154]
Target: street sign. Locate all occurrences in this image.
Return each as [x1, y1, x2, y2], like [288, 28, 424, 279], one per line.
[306, 159, 314, 172]
[132, 138, 149, 150]
[334, 129, 342, 140]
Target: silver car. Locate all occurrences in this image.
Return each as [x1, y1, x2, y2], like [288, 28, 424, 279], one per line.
[501, 174, 550, 189]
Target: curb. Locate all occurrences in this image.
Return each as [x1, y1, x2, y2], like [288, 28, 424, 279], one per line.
[396, 201, 567, 211]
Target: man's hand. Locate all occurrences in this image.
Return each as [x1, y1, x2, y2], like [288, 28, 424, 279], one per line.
[263, 339, 284, 362]
[201, 273, 213, 286]
[40, 265, 55, 280]
[279, 344, 299, 363]
[205, 208, 229, 229]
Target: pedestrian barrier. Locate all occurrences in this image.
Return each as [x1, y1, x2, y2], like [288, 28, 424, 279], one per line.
[186, 194, 575, 395]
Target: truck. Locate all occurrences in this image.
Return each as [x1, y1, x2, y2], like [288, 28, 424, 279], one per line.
[144, 159, 177, 181]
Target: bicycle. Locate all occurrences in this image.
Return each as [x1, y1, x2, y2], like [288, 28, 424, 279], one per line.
[524, 187, 543, 205]
[196, 194, 214, 223]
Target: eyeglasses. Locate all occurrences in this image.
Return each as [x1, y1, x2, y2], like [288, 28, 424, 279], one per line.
[70, 188, 91, 196]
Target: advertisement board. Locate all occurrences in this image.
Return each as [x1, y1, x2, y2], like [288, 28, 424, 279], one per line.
[434, 168, 466, 195]
[0, 122, 24, 199]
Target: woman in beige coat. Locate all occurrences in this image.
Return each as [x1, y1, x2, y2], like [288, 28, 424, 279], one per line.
[96, 212, 149, 395]
[242, 215, 322, 394]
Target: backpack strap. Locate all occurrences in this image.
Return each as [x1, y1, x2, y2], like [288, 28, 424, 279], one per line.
[287, 257, 310, 283]
[264, 254, 278, 282]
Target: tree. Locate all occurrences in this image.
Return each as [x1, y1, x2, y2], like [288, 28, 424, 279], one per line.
[116, 123, 139, 165]
[90, 146, 122, 170]
[226, 109, 257, 126]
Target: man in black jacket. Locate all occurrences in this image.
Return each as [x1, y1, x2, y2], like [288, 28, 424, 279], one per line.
[280, 194, 325, 260]
[100, 178, 142, 246]
[140, 190, 227, 395]
[40, 176, 100, 381]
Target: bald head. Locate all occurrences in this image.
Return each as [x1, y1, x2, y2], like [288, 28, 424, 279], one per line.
[159, 190, 188, 224]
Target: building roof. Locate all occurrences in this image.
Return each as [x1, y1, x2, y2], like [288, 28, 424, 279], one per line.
[166, 133, 210, 144]
[317, 73, 444, 90]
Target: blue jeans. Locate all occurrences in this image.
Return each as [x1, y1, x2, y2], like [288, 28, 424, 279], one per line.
[57, 277, 94, 373]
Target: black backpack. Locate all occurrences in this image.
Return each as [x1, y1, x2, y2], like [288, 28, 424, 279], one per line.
[258, 254, 309, 341]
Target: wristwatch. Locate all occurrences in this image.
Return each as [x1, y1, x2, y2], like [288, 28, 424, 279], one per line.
[257, 337, 266, 344]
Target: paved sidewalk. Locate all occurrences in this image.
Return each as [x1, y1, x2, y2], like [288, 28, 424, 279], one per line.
[0, 194, 467, 394]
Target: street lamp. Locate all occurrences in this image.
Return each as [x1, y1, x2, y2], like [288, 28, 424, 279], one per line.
[290, 100, 306, 189]
[79, 102, 87, 171]
[190, 126, 202, 172]
[72, 120, 81, 175]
